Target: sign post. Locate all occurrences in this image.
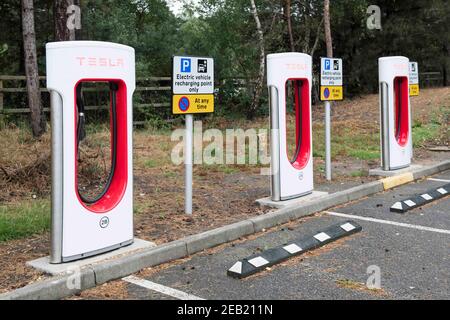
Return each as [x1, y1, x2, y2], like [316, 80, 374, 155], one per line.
[172, 56, 214, 215]
[320, 57, 343, 181]
[409, 62, 419, 96]
[185, 114, 193, 214]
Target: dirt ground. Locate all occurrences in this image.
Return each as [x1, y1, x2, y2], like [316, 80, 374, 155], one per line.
[0, 87, 448, 294]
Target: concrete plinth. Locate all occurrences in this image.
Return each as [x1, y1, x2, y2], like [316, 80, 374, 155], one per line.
[369, 164, 423, 177]
[256, 191, 329, 209]
[27, 238, 156, 276]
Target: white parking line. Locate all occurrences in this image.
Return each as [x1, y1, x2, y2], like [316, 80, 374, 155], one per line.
[427, 178, 450, 183]
[123, 275, 205, 300]
[326, 211, 450, 235]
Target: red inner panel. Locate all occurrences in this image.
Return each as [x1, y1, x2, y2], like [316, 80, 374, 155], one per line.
[74, 79, 128, 214]
[393, 76, 409, 147]
[286, 79, 311, 170]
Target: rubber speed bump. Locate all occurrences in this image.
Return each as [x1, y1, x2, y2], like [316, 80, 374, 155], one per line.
[390, 183, 449, 213]
[227, 220, 362, 279]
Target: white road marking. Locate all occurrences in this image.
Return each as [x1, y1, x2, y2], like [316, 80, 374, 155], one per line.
[326, 211, 450, 235]
[123, 275, 204, 300]
[427, 178, 450, 183]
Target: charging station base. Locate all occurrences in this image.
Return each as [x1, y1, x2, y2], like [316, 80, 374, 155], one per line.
[256, 191, 329, 209]
[27, 238, 155, 276]
[369, 164, 422, 177]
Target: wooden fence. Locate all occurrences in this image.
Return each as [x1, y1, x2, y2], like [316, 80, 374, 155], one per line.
[0, 71, 445, 125]
[0, 75, 174, 125]
[419, 72, 445, 88]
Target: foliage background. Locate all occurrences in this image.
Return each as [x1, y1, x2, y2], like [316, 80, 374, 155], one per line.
[0, 0, 448, 118]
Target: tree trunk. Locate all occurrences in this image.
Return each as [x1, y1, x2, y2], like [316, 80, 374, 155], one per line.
[285, 0, 295, 52]
[324, 0, 333, 58]
[443, 43, 449, 86]
[54, 0, 76, 41]
[310, 18, 324, 59]
[249, 0, 265, 120]
[22, 0, 45, 137]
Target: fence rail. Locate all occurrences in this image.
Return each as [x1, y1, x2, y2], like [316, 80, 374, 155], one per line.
[0, 72, 445, 120]
[0, 76, 175, 125]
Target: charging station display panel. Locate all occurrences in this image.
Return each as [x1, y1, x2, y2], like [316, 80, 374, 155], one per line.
[47, 41, 135, 262]
[267, 53, 313, 201]
[378, 56, 412, 170]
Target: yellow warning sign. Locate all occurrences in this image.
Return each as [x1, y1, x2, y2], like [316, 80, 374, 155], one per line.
[409, 84, 419, 96]
[172, 94, 214, 114]
[320, 86, 343, 101]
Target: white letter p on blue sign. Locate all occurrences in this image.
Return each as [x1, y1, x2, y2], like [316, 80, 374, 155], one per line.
[181, 58, 191, 73]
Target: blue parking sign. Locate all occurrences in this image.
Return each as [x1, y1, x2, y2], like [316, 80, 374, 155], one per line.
[324, 59, 331, 70]
[181, 58, 191, 73]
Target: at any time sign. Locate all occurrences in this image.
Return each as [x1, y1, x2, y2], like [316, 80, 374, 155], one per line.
[172, 56, 214, 94]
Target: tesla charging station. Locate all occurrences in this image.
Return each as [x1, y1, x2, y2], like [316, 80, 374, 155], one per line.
[378, 56, 412, 171]
[267, 52, 313, 201]
[47, 41, 135, 263]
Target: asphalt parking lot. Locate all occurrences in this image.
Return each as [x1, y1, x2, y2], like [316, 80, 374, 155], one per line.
[80, 170, 450, 300]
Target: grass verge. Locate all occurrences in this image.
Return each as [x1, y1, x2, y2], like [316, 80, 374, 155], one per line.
[0, 200, 50, 242]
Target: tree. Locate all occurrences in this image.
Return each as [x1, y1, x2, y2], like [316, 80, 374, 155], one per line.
[21, 0, 45, 137]
[249, 0, 265, 119]
[323, 0, 333, 57]
[285, 0, 295, 52]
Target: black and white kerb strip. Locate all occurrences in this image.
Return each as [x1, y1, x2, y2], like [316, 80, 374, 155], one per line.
[390, 183, 449, 213]
[227, 220, 362, 279]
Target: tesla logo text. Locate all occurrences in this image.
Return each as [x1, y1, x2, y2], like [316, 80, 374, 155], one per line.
[285, 63, 307, 71]
[393, 63, 407, 71]
[76, 57, 125, 68]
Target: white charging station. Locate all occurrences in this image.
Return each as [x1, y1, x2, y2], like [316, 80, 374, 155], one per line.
[47, 41, 135, 263]
[378, 56, 412, 171]
[267, 52, 313, 201]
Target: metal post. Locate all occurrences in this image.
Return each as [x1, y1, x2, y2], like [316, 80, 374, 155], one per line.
[269, 86, 281, 201]
[185, 114, 193, 215]
[50, 91, 63, 264]
[380, 82, 390, 171]
[325, 101, 331, 181]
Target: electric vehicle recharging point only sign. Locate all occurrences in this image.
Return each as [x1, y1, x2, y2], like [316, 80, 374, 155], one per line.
[172, 56, 214, 114]
[320, 57, 343, 101]
[409, 62, 419, 96]
[172, 56, 215, 215]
